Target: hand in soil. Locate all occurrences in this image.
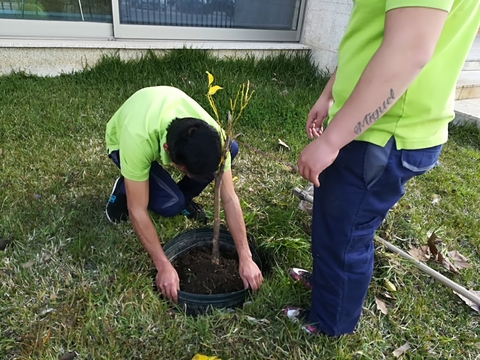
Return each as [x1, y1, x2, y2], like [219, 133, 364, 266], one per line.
[156, 262, 180, 303]
[239, 257, 263, 292]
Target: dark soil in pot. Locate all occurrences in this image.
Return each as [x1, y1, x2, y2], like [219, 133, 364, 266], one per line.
[173, 244, 244, 294]
[162, 228, 263, 315]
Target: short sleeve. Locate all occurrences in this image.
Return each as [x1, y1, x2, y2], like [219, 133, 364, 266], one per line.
[223, 150, 231, 173]
[386, 0, 454, 12]
[119, 130, 152, 182]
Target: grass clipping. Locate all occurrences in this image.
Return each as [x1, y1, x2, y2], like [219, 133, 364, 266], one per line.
[206, 71, 254, 264]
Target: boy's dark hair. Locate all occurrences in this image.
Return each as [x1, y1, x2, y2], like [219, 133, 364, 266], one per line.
[166, 117, 222, 180]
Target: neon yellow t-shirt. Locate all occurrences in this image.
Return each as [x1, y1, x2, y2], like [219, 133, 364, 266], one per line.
[105, 86, 230, 182]
[328, 0, 480, 150]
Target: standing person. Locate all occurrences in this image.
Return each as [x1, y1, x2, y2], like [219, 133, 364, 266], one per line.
[286, 1, 480, 336]
[105, 86, 263, 303]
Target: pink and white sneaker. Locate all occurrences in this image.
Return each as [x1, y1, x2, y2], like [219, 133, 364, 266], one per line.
[283, 306, 319, 335]
[287, 267, 313, 291]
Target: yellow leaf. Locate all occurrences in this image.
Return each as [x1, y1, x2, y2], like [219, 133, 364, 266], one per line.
[192, 355, 221, 360]
[384, 279, 397, 292]
[208, 85, 223, 96]
[232, 176, 238, 182]
[206, 71, 214, 86]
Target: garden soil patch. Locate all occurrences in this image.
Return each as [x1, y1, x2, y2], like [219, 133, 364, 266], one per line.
[173, 245, 244, 294]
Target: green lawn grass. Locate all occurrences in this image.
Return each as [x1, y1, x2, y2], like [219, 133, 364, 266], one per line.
[1, 50, 479, 359]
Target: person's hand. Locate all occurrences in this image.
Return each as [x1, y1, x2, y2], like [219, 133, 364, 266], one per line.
[306, 95, 333, 139]
[297, 136, 339, 187]
[156, 262, 180, 303]
[238, 256, 263, 292]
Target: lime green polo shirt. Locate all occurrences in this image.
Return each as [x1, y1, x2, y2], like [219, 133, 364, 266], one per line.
[105, 86, 231, 182]
[328, 0, 480, 150]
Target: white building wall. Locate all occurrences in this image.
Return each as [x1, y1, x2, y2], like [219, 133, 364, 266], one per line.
[301, 0, 353, 73]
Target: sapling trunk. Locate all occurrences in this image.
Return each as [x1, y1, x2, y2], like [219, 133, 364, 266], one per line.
[211, 172, 223, 264]
[211, 134, 231, 265]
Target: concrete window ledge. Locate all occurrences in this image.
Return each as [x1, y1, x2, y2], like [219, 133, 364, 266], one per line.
[0, 38, 311, 76]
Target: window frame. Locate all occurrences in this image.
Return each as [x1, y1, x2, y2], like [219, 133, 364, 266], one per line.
[0, 0, 306, 41]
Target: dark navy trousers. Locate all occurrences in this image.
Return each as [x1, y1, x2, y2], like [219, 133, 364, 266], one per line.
[310, 137, 442, 336]
[109, 141, 239, 217]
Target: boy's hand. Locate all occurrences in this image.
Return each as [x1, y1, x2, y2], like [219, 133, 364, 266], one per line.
[156, 262, 180, 303]
[306, 95, 333, 139]
[238, 256, 263, 292]
[297, 136, 339, 187]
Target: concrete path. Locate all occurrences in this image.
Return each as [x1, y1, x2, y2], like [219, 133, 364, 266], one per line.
[455, 36, 480, 127]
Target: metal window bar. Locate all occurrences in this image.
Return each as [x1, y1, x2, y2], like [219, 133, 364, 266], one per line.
[77, 0, 84, 20]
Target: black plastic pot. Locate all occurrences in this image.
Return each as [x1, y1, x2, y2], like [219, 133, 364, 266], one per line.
[163, 227, 262, 315]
